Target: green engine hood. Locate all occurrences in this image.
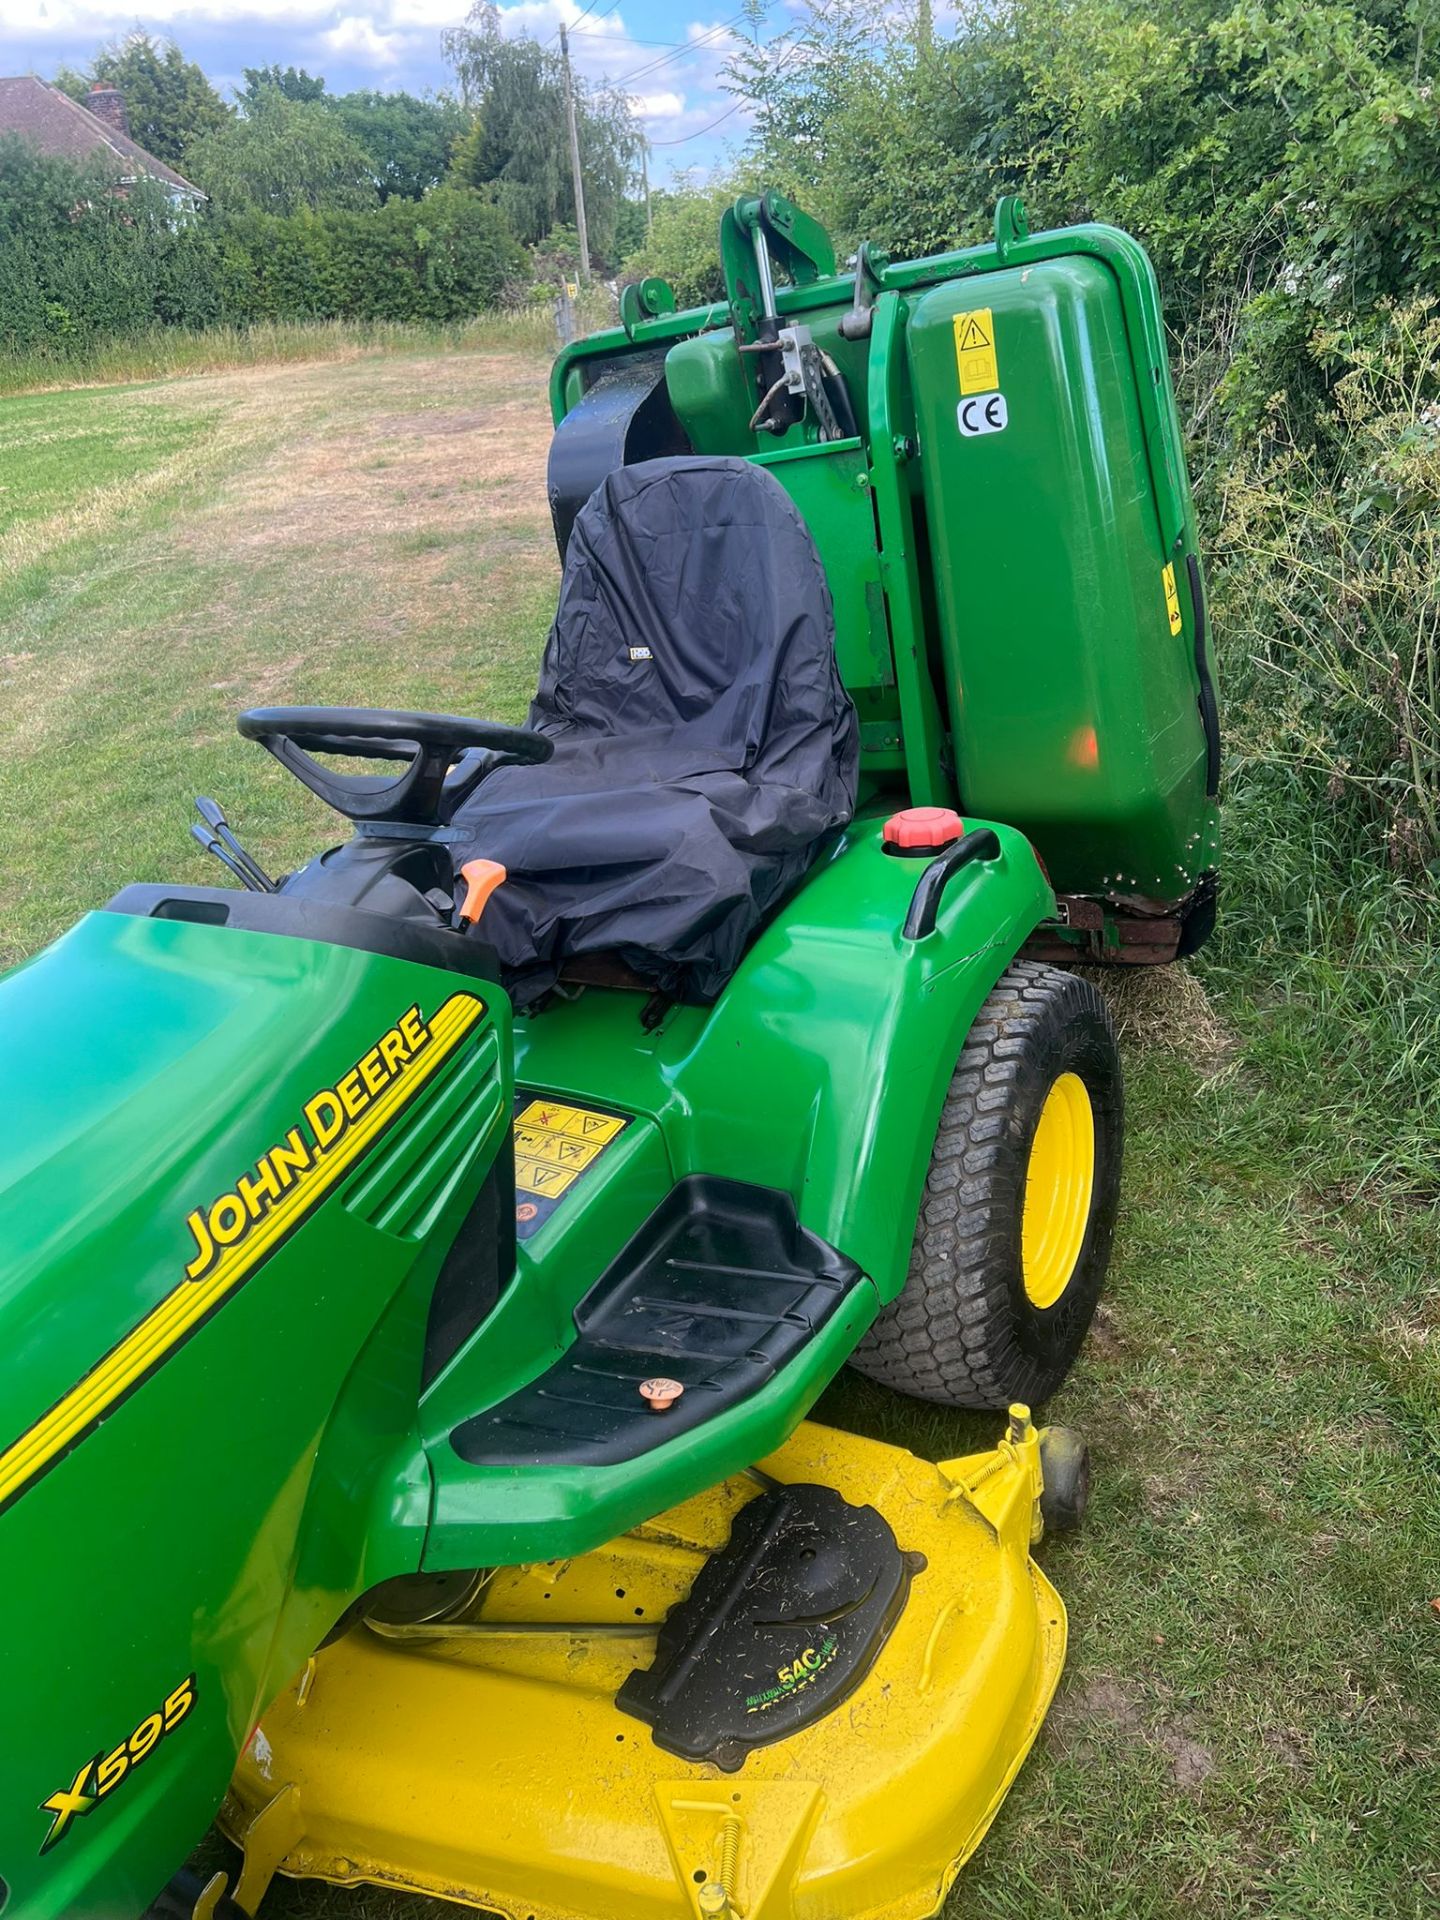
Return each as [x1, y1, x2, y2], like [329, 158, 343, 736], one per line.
[0, 908, 510, 1918]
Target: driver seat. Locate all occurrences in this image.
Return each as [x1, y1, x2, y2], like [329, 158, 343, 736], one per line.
[452, 455, 858, 1005]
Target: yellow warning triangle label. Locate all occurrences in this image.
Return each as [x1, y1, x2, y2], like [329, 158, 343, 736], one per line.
[952, 307, 999, 395]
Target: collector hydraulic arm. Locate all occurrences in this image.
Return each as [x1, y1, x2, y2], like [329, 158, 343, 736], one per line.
[720, 191, 840, 437]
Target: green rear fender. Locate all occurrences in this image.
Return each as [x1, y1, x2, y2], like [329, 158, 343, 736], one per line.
[418, 814, 1052, 1570]
[671, 817, 1054, 1297]
[516, 815, 1054, 1303]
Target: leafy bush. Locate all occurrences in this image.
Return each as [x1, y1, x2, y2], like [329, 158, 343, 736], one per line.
[0, 141, 229, 353]
[329, 90, 468, 203]
[184, 88, 378, 215]
[619, 182, 735, 307]
[1216, 305, 1440, 888]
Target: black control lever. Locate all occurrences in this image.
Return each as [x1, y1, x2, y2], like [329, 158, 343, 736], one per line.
[190, 822, 255, 889]
[193, 797, 276, 892]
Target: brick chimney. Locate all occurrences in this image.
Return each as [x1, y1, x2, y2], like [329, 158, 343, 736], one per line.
[87, 84, 130, 138]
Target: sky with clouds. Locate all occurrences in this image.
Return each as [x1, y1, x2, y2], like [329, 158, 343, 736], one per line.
[2, 0, 782, 178]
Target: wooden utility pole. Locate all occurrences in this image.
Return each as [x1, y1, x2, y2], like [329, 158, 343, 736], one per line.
[558, 23, 591, 285]
[641, 137, 653, 244]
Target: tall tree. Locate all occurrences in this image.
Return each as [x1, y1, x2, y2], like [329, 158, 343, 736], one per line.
[54, 32, 231, 168]
[331, 91, 469, 201]
[241, 66, 328, 105]
[183, 87, 376, 215]
[443, 2, 639, 260]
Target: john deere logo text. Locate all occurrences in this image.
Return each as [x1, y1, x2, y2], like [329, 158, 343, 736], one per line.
[0, 991, 485, 1523]
[184, 1003, 437, 1280]
[40, 1676, 196, 1852]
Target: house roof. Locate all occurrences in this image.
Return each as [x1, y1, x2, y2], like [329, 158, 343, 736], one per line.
[0, 75, 204, 198]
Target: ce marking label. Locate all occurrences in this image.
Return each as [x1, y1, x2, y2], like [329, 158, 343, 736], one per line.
[957, 391, 1008, 437]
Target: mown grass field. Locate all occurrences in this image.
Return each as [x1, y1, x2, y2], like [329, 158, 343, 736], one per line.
[1, 346, 1436, 1920]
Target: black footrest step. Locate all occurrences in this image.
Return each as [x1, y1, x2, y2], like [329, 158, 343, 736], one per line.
[450, 1176, 864, 1469]
[618, 1482, 913, 1767]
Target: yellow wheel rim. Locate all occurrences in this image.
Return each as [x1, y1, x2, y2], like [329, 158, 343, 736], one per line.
[1021, 1072, 1096, 1309]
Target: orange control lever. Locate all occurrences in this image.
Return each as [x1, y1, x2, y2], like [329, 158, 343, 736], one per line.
[457, 858, 507, 930]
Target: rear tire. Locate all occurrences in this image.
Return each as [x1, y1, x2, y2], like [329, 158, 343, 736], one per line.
[850, 961, 1122, 1408]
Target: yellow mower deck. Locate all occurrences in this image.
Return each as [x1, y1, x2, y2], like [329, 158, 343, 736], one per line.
[223, 1417, 1066, 1920]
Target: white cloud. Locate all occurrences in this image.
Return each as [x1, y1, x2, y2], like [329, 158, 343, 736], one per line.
[321, 12, 403, 61]
[383, 0, 467, 26]
[0, 0, 342, 29]
[629, 88, 683, 121]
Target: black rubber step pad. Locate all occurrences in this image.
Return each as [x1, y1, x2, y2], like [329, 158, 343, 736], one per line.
[450, 1176, 865, 1468]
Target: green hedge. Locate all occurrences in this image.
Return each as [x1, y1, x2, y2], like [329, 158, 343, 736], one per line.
[0, 142, 221, 349]
[0, 142, 523, 359]
[219, 190, 523, 323]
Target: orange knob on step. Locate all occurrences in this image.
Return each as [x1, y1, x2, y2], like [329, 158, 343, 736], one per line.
[457, 859, 507, 930]
[639, 1377, 684, 1413]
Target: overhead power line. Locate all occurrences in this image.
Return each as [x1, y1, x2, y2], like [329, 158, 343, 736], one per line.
[608, 8, 750, 87]
[648, 99, 745, 145]
[549, 2, 742, 70]
[569, 28, 690, 46]
[545, 0, 625, 45]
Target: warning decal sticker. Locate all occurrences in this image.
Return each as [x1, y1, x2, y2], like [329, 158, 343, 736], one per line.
[1161, 561, 1184, 636]
[953, 307, 999, 395]
[512, 1093, 632, 1238]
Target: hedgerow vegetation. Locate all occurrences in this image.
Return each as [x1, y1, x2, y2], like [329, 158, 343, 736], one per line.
[0, 145, 524, 349]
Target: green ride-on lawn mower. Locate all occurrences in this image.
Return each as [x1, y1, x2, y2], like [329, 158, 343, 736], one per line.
[0, 191, 1219, 1920]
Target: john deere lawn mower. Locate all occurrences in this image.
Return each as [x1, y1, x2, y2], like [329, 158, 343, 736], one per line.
[0, 191, 1218, 1920]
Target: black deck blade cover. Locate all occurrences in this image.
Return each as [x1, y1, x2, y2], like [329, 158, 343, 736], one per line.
[616, 1482, 914, 1769]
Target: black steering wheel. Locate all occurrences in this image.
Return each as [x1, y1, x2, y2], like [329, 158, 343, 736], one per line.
[238, 706, 552, 828]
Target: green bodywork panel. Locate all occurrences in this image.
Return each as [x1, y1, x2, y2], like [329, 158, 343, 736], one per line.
[749, 439, 903, 775]
[0, 808, 1047, 1917]
[906, 257, 1211, 895]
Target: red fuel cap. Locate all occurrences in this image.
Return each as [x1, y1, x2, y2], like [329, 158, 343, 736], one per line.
[883, 806, 965, 851]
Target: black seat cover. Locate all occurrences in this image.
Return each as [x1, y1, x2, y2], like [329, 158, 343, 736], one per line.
[453, 455, 858, 1003]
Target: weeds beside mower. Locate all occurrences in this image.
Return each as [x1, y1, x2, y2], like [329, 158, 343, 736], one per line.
[0, 191, 1218, 1920]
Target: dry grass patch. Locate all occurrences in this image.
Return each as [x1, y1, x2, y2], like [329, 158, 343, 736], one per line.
[1080, 961, 1234, 1070]
[171, 360, 551, 608]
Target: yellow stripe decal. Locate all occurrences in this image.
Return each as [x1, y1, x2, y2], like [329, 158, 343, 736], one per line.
[0, 990, 485, 1514]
